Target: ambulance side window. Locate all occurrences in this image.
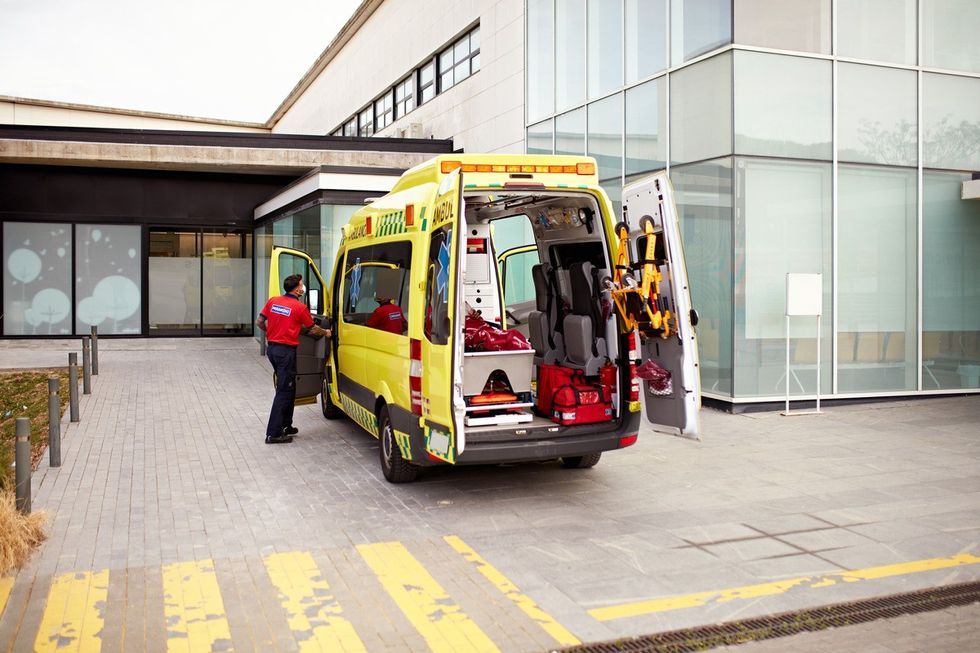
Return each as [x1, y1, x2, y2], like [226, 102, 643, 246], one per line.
[425, 225, 452, 345]
[342, 242, 412, 330]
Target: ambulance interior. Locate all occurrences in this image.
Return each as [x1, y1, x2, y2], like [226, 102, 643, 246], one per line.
[460, 190, 623, 431]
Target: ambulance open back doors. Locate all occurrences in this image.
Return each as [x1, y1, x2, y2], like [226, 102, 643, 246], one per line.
[267, 154, 700, 483]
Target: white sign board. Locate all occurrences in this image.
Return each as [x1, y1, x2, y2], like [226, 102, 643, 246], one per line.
[786, 273, 822, 317]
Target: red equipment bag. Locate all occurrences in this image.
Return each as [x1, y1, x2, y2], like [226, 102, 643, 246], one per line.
[536, 364, 579, 415]
[551, 382, 613, 426]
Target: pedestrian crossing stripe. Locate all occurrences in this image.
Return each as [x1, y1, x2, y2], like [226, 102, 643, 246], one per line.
[444, 535, 581, 646]
[264, 552, 367, 653]
[162, 559, 233, 653]
[357, 541, 500, 653]
[34, 569, 109, 653]
[340, 393, 378, 437]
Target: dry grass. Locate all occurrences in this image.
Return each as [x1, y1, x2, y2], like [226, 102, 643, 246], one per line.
[0, 490, 46, 576]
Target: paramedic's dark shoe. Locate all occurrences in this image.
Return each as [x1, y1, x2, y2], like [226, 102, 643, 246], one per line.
[265, 434, 293, 444]
[282, 426, 299, 435]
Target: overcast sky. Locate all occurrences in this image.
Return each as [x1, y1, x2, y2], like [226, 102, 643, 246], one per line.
[0, 0, 361, 123]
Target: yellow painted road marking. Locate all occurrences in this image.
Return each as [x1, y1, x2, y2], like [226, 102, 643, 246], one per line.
[34, 569, 110, 652]
[357, 541, 500, 653]
[590, 552, 980, 621]
[0, 576, 12, 617]
[162, 559, 233, 653]
[264, 551, 367, 653]
[444, 535, 580, 647]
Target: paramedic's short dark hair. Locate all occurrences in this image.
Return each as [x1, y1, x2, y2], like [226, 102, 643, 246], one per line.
[283, 275, 303, 292]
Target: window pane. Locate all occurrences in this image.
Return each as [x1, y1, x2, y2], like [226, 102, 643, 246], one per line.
[470, 26, 480, 51]
[527, 119, 554, 154]
[671, 0, 731, 65]
[671, 158, 733, 395]
[735, 0, 829, 53]
[838, 166, 917, 392]
[838, 63, 916, 166]
[923, 0, 980, 73]
[587, 0, 623, 99]
[626, 0, 666, 83]
[454, 61, 470, 83]
[625, 78, 666, 175]
[923, 171, 980, 389]
[923, 73, 980, 171]
[454, 35, 470, 62]
[734, 158, 832, 397]
[588, 93, 624, 182]
[670, 51, 731, 164]
[202, 233, 251, 334]
[556, 0, 586, 111]
[75, 224, 141, 335]
[3, 222, 72, 335]
[527, 0, 555, 121]
[838, 0, 915, 64]
[555, 108, 586, 155]
[420, 62, 434, 86]
[149, 231, 200, 332]
[734, 51, 831, 159]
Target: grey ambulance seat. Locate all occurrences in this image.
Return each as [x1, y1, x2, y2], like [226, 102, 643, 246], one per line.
[527, 263, 564, 365]
[562, 261, 607, 376]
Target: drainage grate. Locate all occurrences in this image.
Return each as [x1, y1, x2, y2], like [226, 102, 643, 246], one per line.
[556, 581, 980, 653]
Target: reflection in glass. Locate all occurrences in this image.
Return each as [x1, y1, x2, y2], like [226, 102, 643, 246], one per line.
[923, 0, 980, 73]
[735, 0, 829, 54]
[923, 73, 980, 171]
[671, 158, 733, 395]
[526, 0, 555, 122]
[587, 0, 623, 99]
[838, 0, 915, 65]
[838, 166, 917, 392]
[527, 120, 554, 154]
[671, 0, 731, 65]
[75, 225, 141, 335]
[625, 78, 666, 175]
[734, 51, 832, 160]
[734, 158, 832, 397]
[556, 0, 586, 111]
[555, 108, 586, 156]
[838, 63, 916, 166]
[3, 222, 72, 335]
[253, 224, 272, 338]
[203, 233, 251, 335]
[670, 52, 731, 165]
[626, 0, 667, 83]
[588, 93, 624, 182]
[923, 172, 980, 389]
[149, 231, 201, 332]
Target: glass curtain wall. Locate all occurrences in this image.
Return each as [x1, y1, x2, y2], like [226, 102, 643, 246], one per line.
[526, 1, 980, 399]
[148, 231, 201, 334]
[3, 222, 72, 335]
[75, 225, 142, 335]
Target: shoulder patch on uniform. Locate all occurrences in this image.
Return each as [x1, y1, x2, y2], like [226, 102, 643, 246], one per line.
[270, 304, 292, 317]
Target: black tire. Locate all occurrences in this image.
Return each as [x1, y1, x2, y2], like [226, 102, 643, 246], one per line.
[560, 452, 602, 469]
[379, 405, 419, 483]
[320, 376, 343, 419]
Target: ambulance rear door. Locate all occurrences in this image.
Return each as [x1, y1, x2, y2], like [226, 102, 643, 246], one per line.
[621, 173, 701, 439]
[420, 169, 468, 462]
[269, 246, 329, 405]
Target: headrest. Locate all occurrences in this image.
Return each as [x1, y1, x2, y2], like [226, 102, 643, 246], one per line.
[568, 262, 595, 316]
[531, 263, 550, 312]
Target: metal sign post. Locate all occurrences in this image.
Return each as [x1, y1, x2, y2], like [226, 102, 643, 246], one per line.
[784, 273, 823, 416]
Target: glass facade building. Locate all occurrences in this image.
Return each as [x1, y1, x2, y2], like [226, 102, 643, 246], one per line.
[526, 0, 980, 402]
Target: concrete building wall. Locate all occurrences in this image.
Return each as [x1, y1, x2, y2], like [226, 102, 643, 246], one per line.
[274, 0, 525, 153]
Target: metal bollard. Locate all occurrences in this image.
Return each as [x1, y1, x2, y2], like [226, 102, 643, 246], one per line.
[82, 336, 91, 395]
[91, 325, 99, 375]
[48, 376, 61, 467]
[15, 417, 31, 513]
[68, 353, 80, 422]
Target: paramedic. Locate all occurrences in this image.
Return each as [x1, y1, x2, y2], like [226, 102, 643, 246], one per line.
[366, 295, 407, 334]
[255, 274, 330, 444]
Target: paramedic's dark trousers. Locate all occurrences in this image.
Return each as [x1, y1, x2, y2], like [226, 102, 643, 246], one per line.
[266, 342, 297, 437]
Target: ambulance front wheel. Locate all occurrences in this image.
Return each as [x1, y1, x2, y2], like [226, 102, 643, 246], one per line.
[560, 452, 602, 469]
[379, 405, 419, 483]
[320, 377, 342, 419]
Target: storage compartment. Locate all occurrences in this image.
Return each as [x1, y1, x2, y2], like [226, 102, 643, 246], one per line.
[462, 350, 535, 427]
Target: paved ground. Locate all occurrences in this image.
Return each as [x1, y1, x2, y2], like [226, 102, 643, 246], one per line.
[0, 337, 978, 652]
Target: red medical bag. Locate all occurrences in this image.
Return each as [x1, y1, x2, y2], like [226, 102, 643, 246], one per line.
[536, 364, 579, 415]
[551, 382, 613, 426]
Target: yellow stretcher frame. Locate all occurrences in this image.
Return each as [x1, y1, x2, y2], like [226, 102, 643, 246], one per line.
[608, 217, 671, 338]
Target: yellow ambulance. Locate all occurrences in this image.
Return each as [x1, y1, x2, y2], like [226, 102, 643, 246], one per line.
[268, 154, 700, 482]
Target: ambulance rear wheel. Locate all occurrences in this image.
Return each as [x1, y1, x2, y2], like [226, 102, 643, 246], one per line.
[379, 406, 419, 483]
[320, 377, 342, 419]
[560, 452, 602, 469]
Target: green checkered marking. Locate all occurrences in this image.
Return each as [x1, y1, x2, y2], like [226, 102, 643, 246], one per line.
[394, 429, 413, 461]
[340, 394, 378, 437]
[376, 212, 407, 237]
[419, 206, 427, 232]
